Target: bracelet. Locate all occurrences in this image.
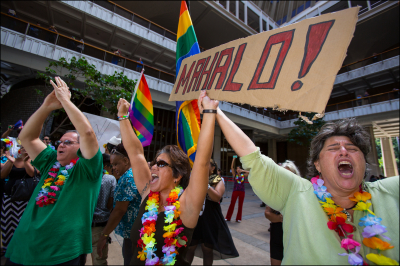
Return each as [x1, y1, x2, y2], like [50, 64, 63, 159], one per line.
[118, 115, 129, 121]
[102, 233, 109, 237]
[203, 109, 217, 114]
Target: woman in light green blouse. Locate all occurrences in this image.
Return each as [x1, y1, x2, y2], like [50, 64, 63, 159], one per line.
[197, 93, 399, 265]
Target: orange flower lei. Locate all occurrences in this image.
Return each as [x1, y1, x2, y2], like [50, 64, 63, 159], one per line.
[137, 186, 187, 265]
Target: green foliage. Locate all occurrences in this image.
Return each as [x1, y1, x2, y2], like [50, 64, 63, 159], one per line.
[288, 112, 326, 146]
[36, 56, 136, 116]
[375, 137, 400, 173]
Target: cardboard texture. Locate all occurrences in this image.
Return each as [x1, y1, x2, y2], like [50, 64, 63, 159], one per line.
[169, 7, 359, 114]
[83, 112, 120, 153]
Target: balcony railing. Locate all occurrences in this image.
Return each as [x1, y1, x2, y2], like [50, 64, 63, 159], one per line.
[325, 91, 399, 113]
[1, 12, 175, 84]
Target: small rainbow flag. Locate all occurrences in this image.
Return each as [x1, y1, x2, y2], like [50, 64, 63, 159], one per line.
[175, 0, 201, 167]
[129, 70, 154, 147]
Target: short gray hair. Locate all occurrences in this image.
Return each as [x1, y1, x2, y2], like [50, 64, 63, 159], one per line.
[281, 160, 301, 176]
[307, 118, 371, 177]
[65, 130, 80, 143]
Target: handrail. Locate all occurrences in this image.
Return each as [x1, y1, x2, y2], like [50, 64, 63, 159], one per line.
[340, 47, 399, 69]
[1, 12, 175, 79]
[107, 0, 177, 37]
[326, 90, 398, 107]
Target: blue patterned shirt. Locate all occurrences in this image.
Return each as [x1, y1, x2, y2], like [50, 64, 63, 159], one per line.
[1, 156, 9, 183]
[114, 168, 141, 238]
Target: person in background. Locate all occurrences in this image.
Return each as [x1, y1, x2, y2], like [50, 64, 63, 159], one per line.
[67, 36, 77, 51]
[47, 25, 58, 44]
[264, 160, 301, 266]
[111, 49, 121, 65]
[4, 76, 103, 265]
[76, 39, 84, 53]
[2, 123, 24, 160]
[29, 22, 41, 38]
[42, 135, 55, 150]
[136, 58, 143, 72]
[217, 168, 222, 177]
[1, 145, 35, 257]
[91, 154, 117, 265]
[5, 9, 17, 31]
[186, 159, 239, 265]
[356, 94, 362, 106]
[225, 156, 249, 222]
[96, 143, 141, 265]
[103, 136, 121, 155]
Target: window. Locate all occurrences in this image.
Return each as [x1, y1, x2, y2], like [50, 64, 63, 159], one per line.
[305, 1, 311, 9]
[277, 19, 281, 25]
[262, 20, 267, 31]
[219, 0, 227, 9]
[291, 9, 296, 18]
[282, 15, 287, 24]
[297, 4, 304, 14]
[229, 1, 236, 15]
[247, 7, 260, 32]
[269, 24, 274, 30]
[239, 1, 245, 22]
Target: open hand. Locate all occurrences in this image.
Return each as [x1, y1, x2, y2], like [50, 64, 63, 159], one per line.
[97, 235, 108, 258]
[23, 154, 30, 162]
[50, 76, 71, 104]
[43, 90, 62, 111]
[117, 98, 130, 117]
[5, 150, 15, 163]
[198, 90, 219, 114]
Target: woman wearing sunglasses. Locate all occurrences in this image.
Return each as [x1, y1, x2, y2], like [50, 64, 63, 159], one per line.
[116, 90, 217, 265]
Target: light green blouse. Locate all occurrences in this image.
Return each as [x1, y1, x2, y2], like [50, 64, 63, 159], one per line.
[241, 148, 399, 265]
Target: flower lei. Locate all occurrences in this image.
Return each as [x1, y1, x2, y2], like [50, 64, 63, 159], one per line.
[236, 173, 245, 184]
[312, 176, 397, 265]
[137, 186, 187, 265]
[35, 158, 78, 207]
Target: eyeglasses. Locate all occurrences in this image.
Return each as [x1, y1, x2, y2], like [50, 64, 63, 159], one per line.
[55, 140, 79, 146]
[44, 138, 50, 141]
[152, 159, 172, 168]
[111, 148, 126, 157]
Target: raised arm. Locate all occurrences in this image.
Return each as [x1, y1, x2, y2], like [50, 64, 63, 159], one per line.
[181, 90, 218, 228]
[231, 157, 236, 178]
[116, 98, 151, 198]
[216, 108, 257, 157]
[19, 90, 61, 160]
[1, 126, 14, 138]
[50, 77, 98, 159]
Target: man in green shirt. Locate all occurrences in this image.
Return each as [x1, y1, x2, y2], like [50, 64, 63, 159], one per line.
[5, 77, 103, 265]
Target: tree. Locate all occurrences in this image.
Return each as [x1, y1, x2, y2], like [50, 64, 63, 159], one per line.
[288, 112, 326, 146]
[36, 56, 136, 136]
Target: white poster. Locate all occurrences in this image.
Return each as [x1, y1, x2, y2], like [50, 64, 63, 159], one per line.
[83, 112, 120, 153]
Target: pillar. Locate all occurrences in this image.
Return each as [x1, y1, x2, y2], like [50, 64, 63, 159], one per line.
[365, 126, 380, 179]
[268, 139, 277, 163]
[213, 125, 222, 169]
[380, 137, 399, 177]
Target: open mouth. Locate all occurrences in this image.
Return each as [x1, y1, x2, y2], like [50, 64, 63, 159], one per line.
[151, 174, 159, 184]
[337, 160, 353, 177]
[58, 150, 65, 154]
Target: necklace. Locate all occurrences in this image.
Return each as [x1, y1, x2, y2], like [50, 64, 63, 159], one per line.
[236, 173, 244, 184]
[137, 186, 187, 265]
[312, 176, 396, 265]
[35, 158, 78, 207]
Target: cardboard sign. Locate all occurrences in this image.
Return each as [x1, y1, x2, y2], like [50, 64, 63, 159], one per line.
[169, 7, 359, 114]
[83, 112, 120, 153]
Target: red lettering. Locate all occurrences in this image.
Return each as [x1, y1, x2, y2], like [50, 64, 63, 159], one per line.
[223, 43, 247, 92]
[206, 47, 234, 90]
[174, 61, 196, 95]
[199, 52, 219, 90]
[188, 58, 206, 92]
[248, 30, 295, 90]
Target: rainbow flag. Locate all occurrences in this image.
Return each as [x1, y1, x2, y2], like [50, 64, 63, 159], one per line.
[129, 70, 154, 147]
[176, 0, 201, 167]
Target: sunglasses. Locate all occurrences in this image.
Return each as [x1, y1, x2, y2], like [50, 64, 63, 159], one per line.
[55, 140, 79, 146]
[152, 159, 172, 168]
[111, 148, 126, 157]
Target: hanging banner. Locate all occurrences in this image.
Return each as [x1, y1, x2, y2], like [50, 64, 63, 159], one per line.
[169, 7, 359, 114]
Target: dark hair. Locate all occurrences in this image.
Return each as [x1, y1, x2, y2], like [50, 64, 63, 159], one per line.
[113, 143, 129, 158]
[154, 145, 191, 189]
[307, 118, 371, 177]
[102, 153, 111, 166]
[1, 140, 6, 150]
[65, 130, 80, 143]
[106, 143, 116, 153]
[210, 159, 218, 175]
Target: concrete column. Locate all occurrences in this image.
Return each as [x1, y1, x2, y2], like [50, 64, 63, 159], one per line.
[365, 126, 380, 178]
[213, 125, 222, 169]
[268, 139, 277, 163]
[244, 2, 248, 25]
[236, 1, 239, 18]
[380, 137, 399, 177]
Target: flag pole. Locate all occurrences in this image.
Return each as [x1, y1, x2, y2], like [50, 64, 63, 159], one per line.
[130, 68, 145, 106]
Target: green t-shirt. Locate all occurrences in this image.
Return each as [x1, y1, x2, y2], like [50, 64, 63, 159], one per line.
[241, 148, 399, 265]
[5, 146, 103, 265]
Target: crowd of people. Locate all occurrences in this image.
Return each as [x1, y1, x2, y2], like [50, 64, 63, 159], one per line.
[0, 77, 398, 266]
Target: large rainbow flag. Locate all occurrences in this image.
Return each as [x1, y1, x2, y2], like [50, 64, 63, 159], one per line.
[129, 70, 154, 147]
[176, 0, 201, 167]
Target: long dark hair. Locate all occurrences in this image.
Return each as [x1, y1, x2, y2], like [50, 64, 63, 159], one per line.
[210, 159, 218, 175]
